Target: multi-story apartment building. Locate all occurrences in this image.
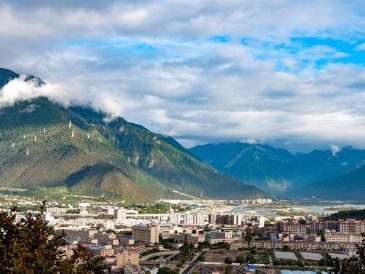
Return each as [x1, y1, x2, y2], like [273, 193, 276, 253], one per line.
[169, 212, 180, 225]
[132, 223, 159, 244]
[46, 207, 68, 214]
[277, 222, 307, 234]
[214, 214, 243, 226]
[181, 213, 206, 225]
[310, 221, 339, 234]
[309, 220, 365, 234]
[325, 232, 364, 243]
[339, 220, 365, 234]
[114, 208, 127, 222]
[60, 228, 97, 243]
[171, 233, 199, 244]
[231, 240, 358, 251]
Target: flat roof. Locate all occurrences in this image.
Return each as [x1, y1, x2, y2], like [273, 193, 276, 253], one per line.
[274, 251, 298, 261]
[300, 252, 323, 261]
[329, 253, 349, 260]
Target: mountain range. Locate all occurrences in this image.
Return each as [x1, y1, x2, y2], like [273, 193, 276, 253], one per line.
[2, 68, 364, 202]
[191, 142, 365, 200]
[0, 68, 269, 202]
[287, 165, 365, 201]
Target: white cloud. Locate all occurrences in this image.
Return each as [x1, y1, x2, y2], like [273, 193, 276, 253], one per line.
[356, 43, 365, 51]
[330, 144, 341, 156]
[1, 1, 365, 150]
[0, 76, 71, 108]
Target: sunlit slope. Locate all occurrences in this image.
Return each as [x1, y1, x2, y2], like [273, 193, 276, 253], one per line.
[0, 68, 270, 201]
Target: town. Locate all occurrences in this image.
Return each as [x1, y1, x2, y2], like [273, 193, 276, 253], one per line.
[1, 191, 364, 274]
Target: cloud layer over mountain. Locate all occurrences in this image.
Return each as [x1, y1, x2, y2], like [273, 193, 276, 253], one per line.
[1, 1, 365, 150]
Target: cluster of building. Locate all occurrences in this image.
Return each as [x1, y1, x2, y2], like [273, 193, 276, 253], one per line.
[2, 195, 364, 273]
[230, 219, 365, 252]
[58, 223, 160, 273]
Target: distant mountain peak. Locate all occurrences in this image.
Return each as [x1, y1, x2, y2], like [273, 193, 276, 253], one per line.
[191, 141, 365, 199]
[0, 67, 44, 88]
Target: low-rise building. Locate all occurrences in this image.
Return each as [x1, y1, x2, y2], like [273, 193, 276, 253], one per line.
[87, 245, 114, 257]
[116, 250, 139, 267]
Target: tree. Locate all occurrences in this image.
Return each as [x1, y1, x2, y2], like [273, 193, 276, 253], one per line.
[245, 233, 253, 247]
[246, 254, 256, 264]
[157, 267, 179, 274]
[298, 219, 307, 225]
[235, 255, 245, 264]
[328, 239, 365, 273]
[0, 201, 107, 273]
[179, 241, 195, 265]
[320, 229, 326, 242]
[282, 245, 290, 252]
[225, 264, 232, 274]
[197, 255, 205, 262]
[224, 257, 233, 264]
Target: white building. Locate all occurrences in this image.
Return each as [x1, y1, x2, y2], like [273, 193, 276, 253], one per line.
[114, 208, 127, 222]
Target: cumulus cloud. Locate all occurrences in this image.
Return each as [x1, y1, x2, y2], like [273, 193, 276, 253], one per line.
[1, 1, 365, 151]
[0, 76, 71, 107]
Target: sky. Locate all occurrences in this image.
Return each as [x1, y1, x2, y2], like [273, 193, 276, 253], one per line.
[1, 0, 365, 151]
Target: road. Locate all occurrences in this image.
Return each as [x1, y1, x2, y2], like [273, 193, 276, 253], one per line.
[181, 249, 208, 274]
[140, 251, 180, 261]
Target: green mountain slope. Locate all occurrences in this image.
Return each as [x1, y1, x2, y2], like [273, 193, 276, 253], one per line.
[0, 68, 269, 201]
[191, 142, 365, 196]
[191, 142, 308, 193]
[287, 165, 365, 201]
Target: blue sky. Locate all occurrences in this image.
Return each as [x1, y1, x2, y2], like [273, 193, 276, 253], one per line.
[1, 0, 365, 151]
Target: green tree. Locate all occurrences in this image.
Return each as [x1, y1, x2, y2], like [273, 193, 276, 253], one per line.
[197, 255, 205, 262]
[246, 254, 256, 264]
[157, 267, 179, 274]
[298, 219, 307, 225]
[235, 255, 245, 264]
[179, 241, 195, 263]
[282, 245, 290, 252]
[224, 257, 233, 264]
[320, 229, 326, 242]
[245, 233, 253, 247]
[225, 265, 232, 274]
[329, 239, 365, 274]
[0, 201, 107, 273]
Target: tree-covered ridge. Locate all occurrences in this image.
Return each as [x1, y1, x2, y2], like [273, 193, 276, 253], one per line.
[325, 209, 365, 220]
[0, 69, 269, 201]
